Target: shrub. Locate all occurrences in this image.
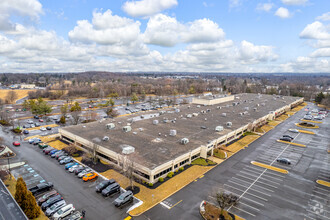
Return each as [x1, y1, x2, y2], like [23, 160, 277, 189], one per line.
[159, 177, 164, 182]
[167, 172, 174, 178]
[179, 167, 184, 171]
[148, 183, 153, 187]
[63, 145, 78, 155]
[12, 128, 22, 133]
[0, 120, 10, 126]
[60, 115, 66, 124]
[175, 170, 179, 173]
[72, 153, 79, 157]
[142, 180, 146, 184]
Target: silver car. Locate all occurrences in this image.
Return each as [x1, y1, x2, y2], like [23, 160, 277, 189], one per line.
[77, 168, 92, 178]
[45, 200, 66, 217]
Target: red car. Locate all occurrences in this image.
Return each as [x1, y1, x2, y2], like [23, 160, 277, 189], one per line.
[13, 141, 20, 146]
[39, 119, 44, 122]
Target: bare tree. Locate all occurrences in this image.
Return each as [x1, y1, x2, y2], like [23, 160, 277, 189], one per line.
[216, 190, 239, 218]
[119, 154, 136, 191]
[6, 90, 18, 103]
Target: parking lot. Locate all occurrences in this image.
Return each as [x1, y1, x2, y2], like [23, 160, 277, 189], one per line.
[139, 103, 330, 220]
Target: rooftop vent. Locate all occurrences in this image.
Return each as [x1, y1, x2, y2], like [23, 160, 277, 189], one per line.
[222, 113, 227, 117]
[215, 126, 224, 132]
[122, 145, 135, 154]
[217, 106, 222, 109]
[197, 105, 201, 108]
[106, 123, 115, 129]
[180, 138, 189, 145]
[175, 109, 180, 113]
[186, 114, 192, 118]
[192, 113, 198, 117]
[170, 130, 177, 136]
[139, 128, 144, 132]
[201, 110, 206, 114]
[123, 126, 131, 132]
[133, 132, 137, 135]
[226, 122, 232, 127]
[244, 107, 249, 111]
[153, 120, 159, 125]
[103, 136, 109, 141]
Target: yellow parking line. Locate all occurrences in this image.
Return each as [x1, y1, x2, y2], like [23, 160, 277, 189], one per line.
[300, 119, 322, 124]
[199, 175, 204, 179]
[169, 200, 183, 210]
[297, 129, 315, 135]
[251, 161, 289, 174]
[316, 180, 330, 187]
[124, 216, 132, 220]
[277, 140, 306, 147]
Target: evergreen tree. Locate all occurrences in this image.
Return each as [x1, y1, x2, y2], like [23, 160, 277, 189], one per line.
[315, 92, 325, 104]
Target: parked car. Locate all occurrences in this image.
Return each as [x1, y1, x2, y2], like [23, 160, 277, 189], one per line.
[46, 126, 52, 130]
[30, 124, 35, 128]
[314, 115, 323, 120]
[60, 157, 73, 164]
[34, 115, 39, 119]
[63, 211, 83, 220]
[69, 165, 83, 173]
[40, 127, 47, 131]
[82, 172, 98, 182]
[65, 162, 79, 170]
[41, 194, 63, 210]
[44, 147, 55, 155]
[33, 139, 42, 145]
[35, 123, 40, 127]
[29, 138, 40, 144]
[288, 129, 299, 133]
[58, 155, 69, 161]
[52, 204, 75, 220]
[101, 182, 120, 197]
[13, 141, 20, 146]
[56, 152, 68, 160]
[282, 135, 294, 140]
[51, 150, 63, 158]
[303, 115, 313, 120]
[39, 143, 49, 149]
[280, 137, 292, 142]
[39, 119, 44, 122]
[74, 166, 86, 175]
[276, 158, 291, 165]
[23, 130, 29, 134]
[29, 182, 53, 196]
[77, 168, 92, 178]
[37, 189, 58, 205]
[27, 119, 34, 124]
[45, 200, 66, 217]
[49, 149, 60, 156]
[96, 179, 116, 193]
[114, 190, 133, 207]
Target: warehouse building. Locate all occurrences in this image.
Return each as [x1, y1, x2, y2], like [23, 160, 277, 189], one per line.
[59, 93, 303, 184]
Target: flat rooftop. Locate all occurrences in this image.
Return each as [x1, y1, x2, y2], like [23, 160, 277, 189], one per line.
[62, 94, 301, 169]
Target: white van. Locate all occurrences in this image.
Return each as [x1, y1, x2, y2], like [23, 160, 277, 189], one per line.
[52, 204, 75, 220]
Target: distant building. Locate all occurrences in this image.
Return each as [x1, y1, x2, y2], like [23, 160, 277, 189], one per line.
[9, 84, 19, 89]
[20, 84, 35, 89]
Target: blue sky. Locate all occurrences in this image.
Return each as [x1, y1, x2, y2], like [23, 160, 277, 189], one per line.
[0, 0, 329, 73]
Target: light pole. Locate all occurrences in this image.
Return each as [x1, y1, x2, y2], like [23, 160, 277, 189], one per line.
[7, 152, 11, 179]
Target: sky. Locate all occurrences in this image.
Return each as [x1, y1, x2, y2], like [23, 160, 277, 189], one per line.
[0, 0, 329, 73]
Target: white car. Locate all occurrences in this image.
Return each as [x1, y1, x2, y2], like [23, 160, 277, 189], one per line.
[52, 204, 75, 220]
[68, 165, 82, 173]
[288, 129, 299, 133]
[27, 119, 34, 124]
[40, 127, 47, 131]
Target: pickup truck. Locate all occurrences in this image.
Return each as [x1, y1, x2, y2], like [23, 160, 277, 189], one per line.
[29, 182, 53, 196]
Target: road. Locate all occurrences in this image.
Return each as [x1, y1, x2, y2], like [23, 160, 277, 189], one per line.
[138, 103, 329, 220]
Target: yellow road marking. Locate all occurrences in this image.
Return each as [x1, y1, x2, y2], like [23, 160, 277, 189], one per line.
[277, 140, 306, 147]
[199, 175, 204, 179]
[251, 161, 289, 174]
[124, 216, 132, 220]
[295, 123, 319, 129]
[300, 119, 322, 124]
[316, 180, 330, 187]
[297, 129, 315, 135]
[169, 200, 183, 210]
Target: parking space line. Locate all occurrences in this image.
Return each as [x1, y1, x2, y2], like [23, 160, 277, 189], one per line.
[224, 184, 268, 201]
[236, 174, 278, 188]
[239, 171, 282, 184]
[304, 214, 317, 220]
[264, 170, 286, 178]
[222, 189, 265, 206]
[313, 190, 330, 197]
[240, 170, 283, 182]
[315, 186, 330, 193]
[232, 206, 256, 217]
[306, 210, 330, 220]
[169, 200, 182, 210]
[231, 177, 275, 192]
[239, 202, 260, 211]
[227, 180, 272, 197]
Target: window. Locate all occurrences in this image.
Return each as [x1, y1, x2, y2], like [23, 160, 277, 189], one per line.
[179, 158, 189, 166]
[134, 170, 150, 180]
[191, 153, 200, 160]
[96, 152, 117, 164]
[154, 167, 172, 179]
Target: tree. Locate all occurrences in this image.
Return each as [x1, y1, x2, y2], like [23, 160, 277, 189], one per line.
[24, 98, 52, 115]
[216, 190, 239, 218]
[15, 177, 40, 219]
[119, 155, 136, 191]
[130, 93, 138, 103]
[315, 92, 325, 104]
[104, 107, 119, 118]
[188, 86, 196, 94]
[6, 90, 18, 103]
[320, 95, 330, 108]
[60, 115, 66, 124]
[70, 102, 82, 125]
[60, 104, 68, 117]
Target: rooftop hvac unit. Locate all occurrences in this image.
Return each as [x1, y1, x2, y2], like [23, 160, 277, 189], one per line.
[226, 122, 232, 127]
[133, 132, 137, 135]
[239, 112, 243, 116]
[139, 128, 144, 132]
[122, 146, 135, 154]
[243, 111, 248, 115]
[261, 103, 265, 106]
[201, 110, 206, 114]
[102, 136, 109, 141]
[181, 138, 189, 145]
[170, 130, 177, 136]
[254, 108, 257, 111]
[256, 104, 260, 107]
[192, 113, 198, 117]
[163, 119, 169, 123]
[123, 126, 131, 132]
[106, 123, 115, 129]
[207, 109, 211, 112]
[175, 109, 180, 113]
[244, 107, 249, 111]
[153, 120, 159, 125]
[197, 105, 201, 108]
[215, 126, 224, 132]
[222, 113, 227, 117]
[186, 114, 192, 118]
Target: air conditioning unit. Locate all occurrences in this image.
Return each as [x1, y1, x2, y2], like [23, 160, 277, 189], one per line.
[206, 109, 211, 112]
[175, 109, 180, 113]
[181, 138, 189, 145]
[122, 146, 135, 154]
[123, 126, 131, 132]
[192, 113, 198, 117]
[153, 120, 159, 125]
[226, 122, 232, 127]
[222, 113, 227, 117]
[106, 123, 115, 129]
[170, 130, 177, 136]
[103, 136, 109, 141]
[244, 107, 249, 111]
[215, 126, 224, 132]
[186, 114, 192, 118]
[197, 105, 201, 108]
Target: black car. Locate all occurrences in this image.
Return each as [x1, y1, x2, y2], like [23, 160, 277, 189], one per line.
[29, 182, 53, 196]
[34, 115, 39, 119]
[282, 135, 294, 140]
[23, 130, 29, 134]
[276, 158, 291, 165]
[96, 179, 116, 193]
[280, 137, 292, 142]
[41, 194, 63, 210]
[114, 190, 133, 207]
[102, 183, 120, 197]
[46, 126, 52, 130]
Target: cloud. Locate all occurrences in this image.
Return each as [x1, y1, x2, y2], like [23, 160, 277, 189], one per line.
[0, 0, 43, 30]
[275, 7, 291, 18]
[310, 48, 330, 57]
[316, 12, 330, 21]
[229, 0, 243, 8]
[281, 56, 329, 72]
[69, 10, 141, 45]
[256, 3, 274, 12]
[122, 0, 177, 17]
[300, 21, 330, 40]
[144, 14, 225, 47]
[281, 0, 308, 5]
[239, 40, 278, 63]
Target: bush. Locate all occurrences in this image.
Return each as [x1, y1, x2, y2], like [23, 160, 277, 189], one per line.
[213, 149, 226, 159]
[148, 183, 153, 187]
[142, 180, 146, 184]
[63, 145, 78, 155]
[12, 128, 22, 133]
[175, 170, 179, 173]
[167, 172, 174, 178]
[159, 177, 164, 182]
[60, 115, 66, 124]
[72, 153, 79, 157]
[179, 167, 184, 171]
[0, 120, 10, 126]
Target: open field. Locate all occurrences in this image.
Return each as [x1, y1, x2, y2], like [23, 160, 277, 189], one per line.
[0, 89, 35, 102]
